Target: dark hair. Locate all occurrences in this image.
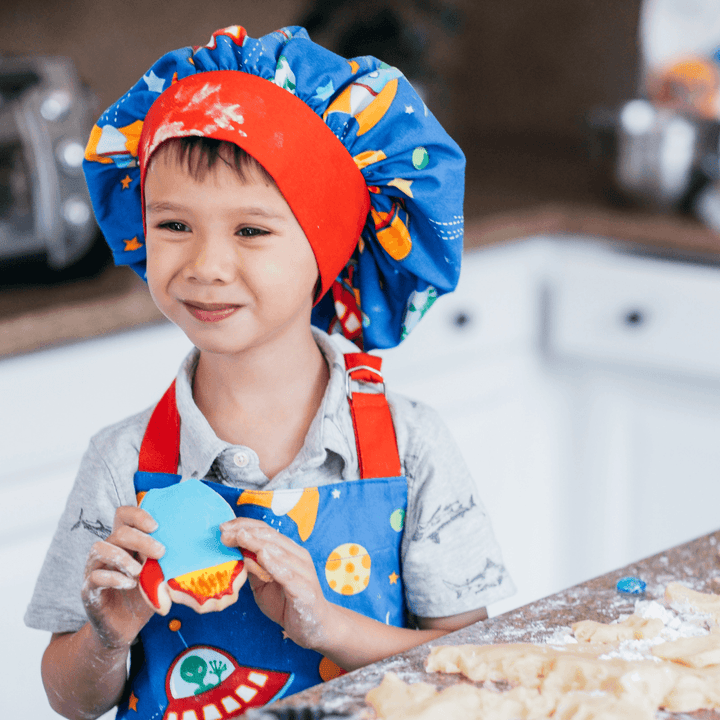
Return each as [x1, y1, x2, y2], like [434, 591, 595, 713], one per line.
[152, 136, 275, 186]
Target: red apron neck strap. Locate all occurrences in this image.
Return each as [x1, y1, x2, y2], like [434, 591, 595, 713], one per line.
[344, 353, 401, 479]
[138, 380, 181, 474]
[138, 356, 402, 479]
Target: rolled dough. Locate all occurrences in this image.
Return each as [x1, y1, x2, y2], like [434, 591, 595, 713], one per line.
[366, 583, 720, 720]
[666, 582, 720, 623]
[652, 626, 720, 668]
[572, 613, 663, 643]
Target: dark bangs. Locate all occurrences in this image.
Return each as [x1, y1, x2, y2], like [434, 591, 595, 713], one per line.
[156, 136, 275, 186]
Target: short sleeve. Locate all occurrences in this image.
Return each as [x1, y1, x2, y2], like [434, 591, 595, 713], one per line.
[392, 396, 516, 618]
[24, 423, 142, 634]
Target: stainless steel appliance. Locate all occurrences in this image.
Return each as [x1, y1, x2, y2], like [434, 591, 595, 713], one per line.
[0, 55, 98, 271]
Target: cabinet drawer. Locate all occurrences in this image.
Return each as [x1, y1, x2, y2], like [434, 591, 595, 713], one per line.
[379, 244, 539, 379]
[548, 249, 720, 379]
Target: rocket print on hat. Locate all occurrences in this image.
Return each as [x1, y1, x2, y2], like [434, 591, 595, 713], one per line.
[193, 25, 247, 53]
[323, 62, 402, 136]
[330, 265, 365, 344]
[370, 202, 412, 261]
[85, 120, 144, 168]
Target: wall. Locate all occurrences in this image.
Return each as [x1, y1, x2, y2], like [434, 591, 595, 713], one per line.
[0, 0, 311, 114]
[1, 0, 641, 145]
[456, 0, 642, 142]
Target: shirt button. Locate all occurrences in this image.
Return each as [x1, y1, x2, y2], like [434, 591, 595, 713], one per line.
[233, 451, 250, 468]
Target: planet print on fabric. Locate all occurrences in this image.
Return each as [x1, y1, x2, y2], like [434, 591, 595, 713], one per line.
[322, 64, 402, 136]
[412, 146, 429, 170]
[390, 509, 405, 532]
[325, 543, 371, 596]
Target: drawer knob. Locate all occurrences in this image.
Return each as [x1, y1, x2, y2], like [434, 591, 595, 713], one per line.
[623, 309, 646, 327]
[452, 311, 472, 329]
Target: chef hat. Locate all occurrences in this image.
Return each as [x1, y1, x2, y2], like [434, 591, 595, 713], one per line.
[83, 25, 465, 350]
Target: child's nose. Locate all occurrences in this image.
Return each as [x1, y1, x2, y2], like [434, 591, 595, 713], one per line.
[186, 234, 237, 284]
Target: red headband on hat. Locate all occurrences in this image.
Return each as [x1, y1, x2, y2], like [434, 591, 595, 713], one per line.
[139, 71, 370, 299]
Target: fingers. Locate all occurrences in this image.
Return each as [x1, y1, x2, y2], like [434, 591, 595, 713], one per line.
[221, 518, 317, 589]
[108, 505, 165, 560]
[81, 546, 155, 650]
[108, 524, 165, 561]
[90, 570, 136, 590]
[82, 505, 165, 597]
[113, 505, 158, 534]
[242, 555, 274, 584]
[221, 518, 307, 563]
[83, 542, 145, 603]
[86, 541, 142, 580]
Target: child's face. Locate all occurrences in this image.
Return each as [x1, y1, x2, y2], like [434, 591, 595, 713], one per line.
[144, 147, 319, 357]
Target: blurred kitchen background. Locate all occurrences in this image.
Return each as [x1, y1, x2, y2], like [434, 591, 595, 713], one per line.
[5, 0, 720, 717]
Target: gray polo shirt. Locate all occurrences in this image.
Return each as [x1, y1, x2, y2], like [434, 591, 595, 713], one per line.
[25, 329, 514, 633]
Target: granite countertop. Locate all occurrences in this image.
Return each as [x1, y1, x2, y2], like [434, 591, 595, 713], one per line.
[251, 529, 720, 719]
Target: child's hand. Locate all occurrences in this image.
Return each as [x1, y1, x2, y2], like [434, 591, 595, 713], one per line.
[81, 506, 165, 650]
[220, 518, 332, 650]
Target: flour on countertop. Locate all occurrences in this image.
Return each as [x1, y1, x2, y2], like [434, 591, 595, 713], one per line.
[547, 597, 712, 662]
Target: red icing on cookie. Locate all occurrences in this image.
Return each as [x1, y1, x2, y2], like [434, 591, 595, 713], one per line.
[167, 559, 245, 607]
[138, 558, 164, 610]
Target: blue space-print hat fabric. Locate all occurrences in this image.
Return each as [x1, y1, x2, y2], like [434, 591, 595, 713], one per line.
[83, 25, 465, 350]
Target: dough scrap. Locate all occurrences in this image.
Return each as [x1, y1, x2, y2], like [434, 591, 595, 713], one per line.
[365, 672, 555, 720]
[572, 613, 664, 644]
[652, 626, 720, 668]
[426, 642, 555, 686]
[665, 582, 720, 623]
[554, 691, 656, 720]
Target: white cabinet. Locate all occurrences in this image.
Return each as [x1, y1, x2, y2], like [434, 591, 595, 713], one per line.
[381, 237, 720, 616]
[546, 241, 720, 577]
[549, 363, 720, 583]
[379, 240, 575, 615]
[549, 245, 720, 380]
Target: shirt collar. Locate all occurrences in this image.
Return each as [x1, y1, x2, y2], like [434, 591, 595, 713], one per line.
[174, 328, 360, 485]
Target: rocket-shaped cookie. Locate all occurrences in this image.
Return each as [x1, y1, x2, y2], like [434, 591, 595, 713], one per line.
[138, 479, 247, 615]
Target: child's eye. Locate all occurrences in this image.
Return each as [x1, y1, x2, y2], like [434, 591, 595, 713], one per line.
[237, 227, 269, 238]
[159, 221, 189, 232]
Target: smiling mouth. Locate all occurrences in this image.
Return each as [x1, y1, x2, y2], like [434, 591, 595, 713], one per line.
[182, 301, 241, 323]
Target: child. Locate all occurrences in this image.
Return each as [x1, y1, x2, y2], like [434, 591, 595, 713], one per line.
[25, 25, 515, 720]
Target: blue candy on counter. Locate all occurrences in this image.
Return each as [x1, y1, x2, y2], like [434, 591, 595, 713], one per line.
[616, 576, 647, 594]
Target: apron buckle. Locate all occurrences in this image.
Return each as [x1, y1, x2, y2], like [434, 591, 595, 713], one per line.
[345, 365, 386, 399]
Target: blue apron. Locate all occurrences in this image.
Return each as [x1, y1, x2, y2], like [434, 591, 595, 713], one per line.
[117, 353, 408, 720]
